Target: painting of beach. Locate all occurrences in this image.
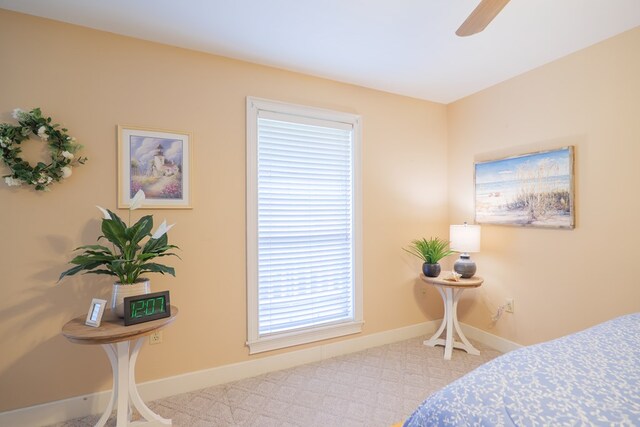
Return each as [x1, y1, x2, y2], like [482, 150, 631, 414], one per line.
[475, 147, 574, 228]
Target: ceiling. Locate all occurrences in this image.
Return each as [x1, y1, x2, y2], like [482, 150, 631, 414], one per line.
[1, 0, 640, 104]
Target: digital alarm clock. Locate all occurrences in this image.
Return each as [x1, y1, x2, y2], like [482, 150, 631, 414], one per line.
[123, 291, 171, 326]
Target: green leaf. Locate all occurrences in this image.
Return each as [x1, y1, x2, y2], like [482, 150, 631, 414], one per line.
[82, 269, 117, 276]
[142, 233, 167, 253]
[74, 244, 113, 254]
[151, 252, 182, 260]
[101, 218, 128, 250]
[404, 237, 454, 264]
[70, 254, 116, 265]
[58, 264, 86, 281]
[138, 263, 176, 276]
[58, 260, 106, 281]
[127, 215, 153, 245]
[106, 209, 127, 230]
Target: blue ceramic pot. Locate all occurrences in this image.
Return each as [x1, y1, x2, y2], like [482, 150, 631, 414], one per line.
[422, 263, 441, 278]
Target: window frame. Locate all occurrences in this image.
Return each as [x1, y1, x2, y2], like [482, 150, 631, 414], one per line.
[246, 96, 363, 354]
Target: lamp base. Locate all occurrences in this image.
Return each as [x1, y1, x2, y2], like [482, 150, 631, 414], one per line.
[453, 253, 476, 278]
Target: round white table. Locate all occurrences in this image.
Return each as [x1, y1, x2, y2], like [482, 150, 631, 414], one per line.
[421, 275, 483, 360]
[62, 306, 178, 426]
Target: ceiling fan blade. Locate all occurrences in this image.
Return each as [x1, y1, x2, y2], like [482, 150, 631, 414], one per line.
[456, 0, 511, 37]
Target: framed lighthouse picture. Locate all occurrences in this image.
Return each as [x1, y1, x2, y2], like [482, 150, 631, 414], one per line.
[118, 126, 192, 209]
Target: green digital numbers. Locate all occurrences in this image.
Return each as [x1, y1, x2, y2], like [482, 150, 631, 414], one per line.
[130, 296, 166, 318]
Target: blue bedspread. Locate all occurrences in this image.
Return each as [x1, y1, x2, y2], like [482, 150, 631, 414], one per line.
[404, 313, 640, 426]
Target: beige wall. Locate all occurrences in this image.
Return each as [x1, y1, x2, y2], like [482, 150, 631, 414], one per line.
[447, 27, 640, 345]
[0, 10, 449, 411]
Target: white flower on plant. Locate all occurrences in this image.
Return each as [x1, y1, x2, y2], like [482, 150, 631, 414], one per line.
[129, 189, 146, 210]
[37, 126, 49, 141]
[151, 219, 175, 239]
[66, 136, 77, 143]
[96, 206, 112, 220]
[61, 166, 72, 178]
[12, 108, 24, 120]
[0, 139, 6, 148]
[4, 176, 23, 186]
[61, 150, 74, 160]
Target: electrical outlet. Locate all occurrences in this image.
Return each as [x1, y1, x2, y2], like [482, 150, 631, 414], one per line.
[505, 298, 514, 313]
[149, 331, 163, 345]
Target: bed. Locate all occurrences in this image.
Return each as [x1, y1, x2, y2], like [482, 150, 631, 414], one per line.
[403, 313, 640, 426]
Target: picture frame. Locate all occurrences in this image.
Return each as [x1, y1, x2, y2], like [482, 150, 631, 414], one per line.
[118, 125, 192, 209]
[475, 146, 575, 229]
[85, 298, 107, 327]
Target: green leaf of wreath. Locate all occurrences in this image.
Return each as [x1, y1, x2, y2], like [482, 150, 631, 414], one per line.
[0, 108, 87, 191]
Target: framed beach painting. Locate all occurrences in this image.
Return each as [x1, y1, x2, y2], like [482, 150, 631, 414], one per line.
[475, 146, 575, 229]
[118, 126, 192, 209]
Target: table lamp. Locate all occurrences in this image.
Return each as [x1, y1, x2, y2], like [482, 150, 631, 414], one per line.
[449, 222, 481, 278]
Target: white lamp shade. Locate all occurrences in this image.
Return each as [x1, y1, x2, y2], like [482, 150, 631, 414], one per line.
[450, 224, 481, 253]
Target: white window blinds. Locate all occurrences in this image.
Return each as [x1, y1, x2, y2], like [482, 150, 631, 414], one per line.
[257, 114, 354, 336]
[246, 97, 363, 354]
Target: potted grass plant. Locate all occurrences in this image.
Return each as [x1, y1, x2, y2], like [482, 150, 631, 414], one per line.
[404, 237, 454, 277]
[59, 190, 180, 317]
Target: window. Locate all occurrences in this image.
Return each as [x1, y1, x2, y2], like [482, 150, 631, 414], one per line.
[246, 97, 362, 354]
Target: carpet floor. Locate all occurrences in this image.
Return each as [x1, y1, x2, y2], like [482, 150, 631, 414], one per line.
[51, 336, 501, 427]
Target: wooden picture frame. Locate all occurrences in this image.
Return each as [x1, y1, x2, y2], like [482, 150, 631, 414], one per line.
[118, 125, 192, 209]
[475, 146, 575, 229]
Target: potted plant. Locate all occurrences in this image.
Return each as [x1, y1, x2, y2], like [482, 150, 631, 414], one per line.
[59, 191, 180, 317]
[404, 237, 453, 277]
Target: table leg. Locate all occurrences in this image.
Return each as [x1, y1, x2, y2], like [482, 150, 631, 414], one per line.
[97, 344, 118, 427]
[423, 286, 447, 347]
[128, 338, 172, 425]
[116, 341, 130, 427]
[443, 288, 454, 360]
[452, 289, 480, 356]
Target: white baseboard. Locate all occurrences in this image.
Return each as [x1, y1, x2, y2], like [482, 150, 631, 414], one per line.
[460, 323, 523, 353]
[0, 319, 520, 426]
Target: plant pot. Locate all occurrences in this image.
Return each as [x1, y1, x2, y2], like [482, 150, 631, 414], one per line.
[110, 279, 151, 318]
[422, 263, 441, 278]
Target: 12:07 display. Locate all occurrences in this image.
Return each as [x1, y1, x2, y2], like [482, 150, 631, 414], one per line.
[123, 291, 171, 326]
[131, 295, 166, 318]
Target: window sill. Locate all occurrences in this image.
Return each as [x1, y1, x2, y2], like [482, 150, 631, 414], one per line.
[247, 320, 364, 355]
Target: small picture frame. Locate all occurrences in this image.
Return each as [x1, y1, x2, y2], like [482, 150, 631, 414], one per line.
[117, 125, 193, 209]
[85, 298, 108, 327]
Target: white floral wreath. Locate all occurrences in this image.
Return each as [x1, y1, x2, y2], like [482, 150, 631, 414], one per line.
[0, 108, 87, 191]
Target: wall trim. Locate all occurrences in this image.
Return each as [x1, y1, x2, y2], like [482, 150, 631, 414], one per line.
[460, 322, 523, 353]
[0, 320, 520, 426]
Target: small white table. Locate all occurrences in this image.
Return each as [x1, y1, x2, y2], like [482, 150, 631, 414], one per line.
[421, 275, 483, 360]
[62, 306, 178, 426]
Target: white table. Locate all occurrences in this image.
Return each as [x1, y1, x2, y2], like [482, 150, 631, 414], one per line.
[62, 306, 178, 426]
[421, 275, 483, 360]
